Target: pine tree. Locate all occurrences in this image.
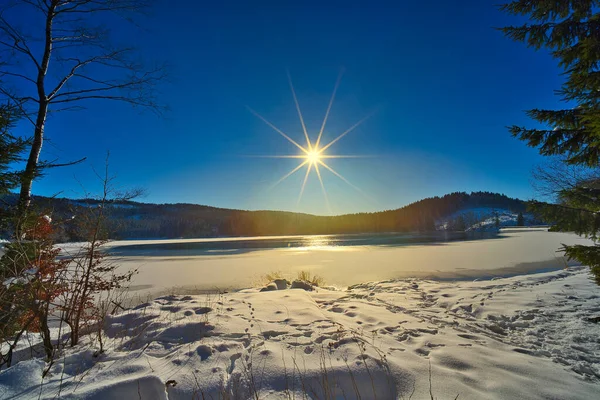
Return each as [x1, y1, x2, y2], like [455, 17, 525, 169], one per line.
[517, 212, 525, 226]
[0, 105, 27, 237]
[501, 0, 600, 283]
[454, 215, 466, 231]
[0, 105, 26, 196]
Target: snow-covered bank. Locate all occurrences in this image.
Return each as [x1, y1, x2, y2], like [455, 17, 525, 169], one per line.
[104, 229, 593, 298]
[2, 267, 599, 399]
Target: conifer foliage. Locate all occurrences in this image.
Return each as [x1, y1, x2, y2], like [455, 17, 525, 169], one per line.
[501, 0, 600, 283]
[517, 212, 525, 226]
[0, 105, 26, 196]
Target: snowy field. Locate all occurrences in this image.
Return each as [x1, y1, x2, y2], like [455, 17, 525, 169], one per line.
[98, 229, 593, 299]
[2, 229, 600, 399]
[2, 266, 599, 399]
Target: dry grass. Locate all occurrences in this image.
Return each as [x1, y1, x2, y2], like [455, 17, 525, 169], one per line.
[259, 270, 325, 288]
[264, 271, 285, 282]
[297, 271, 325, 287]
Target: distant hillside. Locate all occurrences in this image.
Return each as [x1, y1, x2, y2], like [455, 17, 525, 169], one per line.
[1, 191, 540, 240]
[438, 207, 537, 232]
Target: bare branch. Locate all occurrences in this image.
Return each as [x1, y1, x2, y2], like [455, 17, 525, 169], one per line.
[55, 0, 151, 15]
[47, 105, 86, 113]
[48, 63, 166, 111]
[532, 156, 600, 202]
[0, 88, 39, 105]
[20, 0, 48, 13]
[47, 50, 130, 99]
[0, 88, 37, 125]
[69, 73, 119, 86]
[40, 157, 87, 169]
[51, 25, 108, 47]
[51, 94, 158, 108]
[0, 16, 41, 70]
[52, 78, 153, 99]
[0, 71, 37, 85]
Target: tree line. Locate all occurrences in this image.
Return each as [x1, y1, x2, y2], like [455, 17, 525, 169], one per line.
[0, 191, 529, 240]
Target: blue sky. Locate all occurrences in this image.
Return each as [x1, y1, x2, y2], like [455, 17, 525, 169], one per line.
[11, 0, 564, 215]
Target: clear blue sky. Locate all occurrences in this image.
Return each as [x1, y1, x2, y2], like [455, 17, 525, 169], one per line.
[12, 0, 563, 215]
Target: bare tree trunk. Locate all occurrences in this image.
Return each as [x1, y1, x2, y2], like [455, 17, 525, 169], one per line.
[39, 307, 53, 361]
[71, 195, 104, 346]
[2, 315, 35, 369]
[17, 2, 55, 217]
[18, 102, 47, 214]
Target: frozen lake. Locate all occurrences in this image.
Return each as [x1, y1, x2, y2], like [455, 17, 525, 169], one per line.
[109, 230, 501, 256]
[95, 228, 593, 298]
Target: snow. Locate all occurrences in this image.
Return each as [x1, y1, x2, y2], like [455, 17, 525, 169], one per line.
[2, 230, 600, 398]
[2, 268, 37, 288]
[1, 267, 599, 399]
[437, 207, 531, 231]
[0, 359, 46, 399]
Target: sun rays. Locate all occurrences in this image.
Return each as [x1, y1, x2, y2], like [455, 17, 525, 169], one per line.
[249, 70, 372, 211]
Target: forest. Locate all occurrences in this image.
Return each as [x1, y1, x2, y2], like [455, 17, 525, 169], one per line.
[1, 191, 529, 240]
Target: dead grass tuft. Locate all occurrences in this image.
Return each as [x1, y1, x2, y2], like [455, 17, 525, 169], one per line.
[297, 271, 325, 287]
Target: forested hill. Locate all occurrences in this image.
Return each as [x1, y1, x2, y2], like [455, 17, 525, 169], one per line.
[3, 191, 530, 240]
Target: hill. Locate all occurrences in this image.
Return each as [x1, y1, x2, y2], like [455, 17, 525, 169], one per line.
[438, 207, 537, 231]
[1, 191, 537, 241]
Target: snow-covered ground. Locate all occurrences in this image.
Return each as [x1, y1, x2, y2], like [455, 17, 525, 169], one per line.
[2, 266, 599, 399]
[2, 230, 600, 399]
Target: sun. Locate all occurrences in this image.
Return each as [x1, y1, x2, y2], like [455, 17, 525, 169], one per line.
[306, 149, 321, 164]
[248, 70, 373, 211]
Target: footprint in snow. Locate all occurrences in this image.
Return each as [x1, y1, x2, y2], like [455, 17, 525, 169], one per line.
[457, 333, 480, 340]
[415, 347, 430, 357]
[417, 327, 438, 335]
[426, 342, 446, 348]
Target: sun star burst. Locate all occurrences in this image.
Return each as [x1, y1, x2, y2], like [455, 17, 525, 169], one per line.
[249, 70, 373, 212]
[306, 149, 321, 164]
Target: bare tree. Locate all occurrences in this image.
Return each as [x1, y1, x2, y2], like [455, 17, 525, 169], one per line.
[60, 153, 139, 347]
[532, 156, 600, 203]
[0, 0, 165, 216]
